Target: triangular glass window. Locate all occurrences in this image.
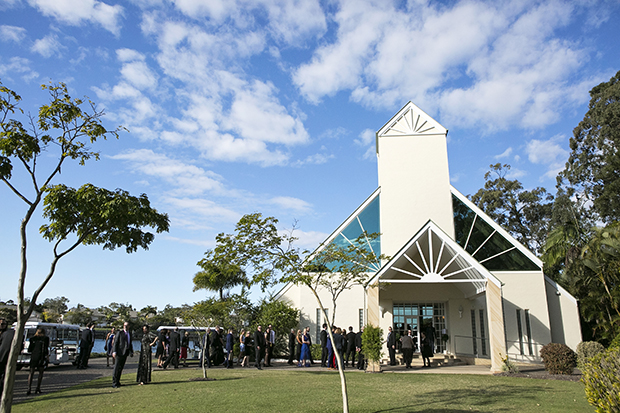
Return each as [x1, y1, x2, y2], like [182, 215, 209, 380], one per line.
[452, 194, 539, 271]
[316, 192, 381, 272]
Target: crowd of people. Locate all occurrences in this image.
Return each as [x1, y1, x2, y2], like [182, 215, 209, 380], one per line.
[0, 317, 438, 397]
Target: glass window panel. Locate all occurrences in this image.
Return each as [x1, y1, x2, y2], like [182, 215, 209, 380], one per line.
[340, 218, 363, 243]
[452, 195, 477, 246]
[483, 248, 540, 271]
[465, 215, 495, 255]
[358, 196, 380, 237]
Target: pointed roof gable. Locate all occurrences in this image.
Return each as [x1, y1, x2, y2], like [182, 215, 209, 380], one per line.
[377, 101, 447, 138]
[368, 220, 502, 299]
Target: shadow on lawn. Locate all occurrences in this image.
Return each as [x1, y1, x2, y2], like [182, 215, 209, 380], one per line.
[369, 383, 550, 412]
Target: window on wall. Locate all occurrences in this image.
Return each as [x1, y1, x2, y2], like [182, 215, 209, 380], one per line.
[516, 309, 524, 355]
[479, 309, 487, 356]
[316, 192, 382, 271]
[471, 309, 477, 355]
[359, 309, 364, 331]
[316, 308, 321, 343]
[452, 193, 540, 271]
[524, 309, 533, 356]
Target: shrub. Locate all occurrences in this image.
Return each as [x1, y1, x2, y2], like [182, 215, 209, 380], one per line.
[610, 333, 620, 350]
[581, 348, 620, 412]
[577, 341, 605, 369]
[361, 324, 383, 364]
[540, 343, 577, 375]
[500, 353, 520, 374]
[310, 343, 322, 361]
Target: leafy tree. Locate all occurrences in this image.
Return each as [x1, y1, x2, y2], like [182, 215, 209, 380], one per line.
[253, 297, 299, 356]
[0, 81, 169, 412]
[41, 296, 70, 322]
[199, 212, 386, 413]
[0, 307, 17, 325]
[470, 163, 553, 254]
[64, 304, 93, 326]
[194, 249, 248, 300]
[560, 70, 620, 223]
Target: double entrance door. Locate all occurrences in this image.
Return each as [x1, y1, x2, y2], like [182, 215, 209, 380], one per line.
[393, 303, 446, 354]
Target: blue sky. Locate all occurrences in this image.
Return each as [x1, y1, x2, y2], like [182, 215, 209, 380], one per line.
[1, 0, 619, 312]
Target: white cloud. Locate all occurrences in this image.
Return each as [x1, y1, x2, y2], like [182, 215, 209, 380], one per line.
[31, 34, 65, 58]
[293, 0, 595, 132]
[288, 229, 330, 250]
[355, 128, 376, 160]
[27, 0, 124, 35]
[269, 196, 312, 214]
[526, 134, 569, 179]
[0, 25, 26, 43]
[120, 61, 158, 90]
[0, 56, 38, 81]
[494, 147, 513, 159]
[110, 149, 231, 197]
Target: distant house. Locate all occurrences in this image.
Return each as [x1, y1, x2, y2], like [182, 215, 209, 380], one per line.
[278, 102, 581, 372]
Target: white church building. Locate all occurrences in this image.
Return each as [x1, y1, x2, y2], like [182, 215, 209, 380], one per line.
[277, 102, 582, 372]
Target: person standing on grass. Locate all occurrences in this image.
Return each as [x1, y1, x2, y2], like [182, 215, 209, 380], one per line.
[287, 328, 296, 365]
[0, 318, 16, 397]
[26, 328, 49, 395]
[225, 328, 234, 368]
[155, 328, 168, 368]
[345, 326, 356, 367]
[76, 322, 94, 369]
[180, 331, 189, 367]
[163, 327, 180, 369]
[254, 325, 265, 370]
[112, 321, 134, 388]
[298, 327, 311, 367]
[137, 325, 157, 385]
[104, 327, 116, 367]
[356, 327, 365, 370]
[266, 324, 275, 367]
[320, 324, 328, 367]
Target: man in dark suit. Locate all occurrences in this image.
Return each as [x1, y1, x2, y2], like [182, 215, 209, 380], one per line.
[320, 323, 328, 367]
[387, 326, 396, 366]
[345, 326, 357, 367]
[112, 321, 133, 388]
[76, 322, 94, 369]
[287, 328, 296, 365]
[163, 327, 180, 369]
[0, 318, 16, 396]
[253, 325, 265, 370]
[356, 327, 365, 370]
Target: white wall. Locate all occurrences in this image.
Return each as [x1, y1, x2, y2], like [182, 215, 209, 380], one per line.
[545, 278, 582, 351]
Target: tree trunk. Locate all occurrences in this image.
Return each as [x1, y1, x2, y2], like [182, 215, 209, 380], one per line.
[309, 286, 348, 413]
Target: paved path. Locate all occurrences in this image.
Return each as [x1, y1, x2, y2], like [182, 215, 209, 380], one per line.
[11, 356, 138, 404]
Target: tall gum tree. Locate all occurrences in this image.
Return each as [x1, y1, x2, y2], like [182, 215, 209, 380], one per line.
[0, 81, 169, 412]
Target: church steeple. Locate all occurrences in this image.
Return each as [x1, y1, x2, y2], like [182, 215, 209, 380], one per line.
[376, 102, 454, 257]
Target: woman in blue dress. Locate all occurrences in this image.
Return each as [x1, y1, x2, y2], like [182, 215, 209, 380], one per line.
[298, 327, 311, 367]
[104, 327, 115, 367]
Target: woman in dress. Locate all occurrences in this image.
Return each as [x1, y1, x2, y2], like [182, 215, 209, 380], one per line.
[298, 328, 311, 367]
[137, 325, 158, 385]
[295, 329, 302, 364]
[420, 332, 433, 367]
[104, 327, 115, 367]
[237, 329, 245, 366]
[27, 328, 49, 395]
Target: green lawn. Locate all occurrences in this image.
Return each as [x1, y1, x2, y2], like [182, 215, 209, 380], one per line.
[13, 368, 591, 412]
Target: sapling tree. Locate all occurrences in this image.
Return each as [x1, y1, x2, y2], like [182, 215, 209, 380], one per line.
[0, 81, 169, 412]
[198, 212, 385, 413]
